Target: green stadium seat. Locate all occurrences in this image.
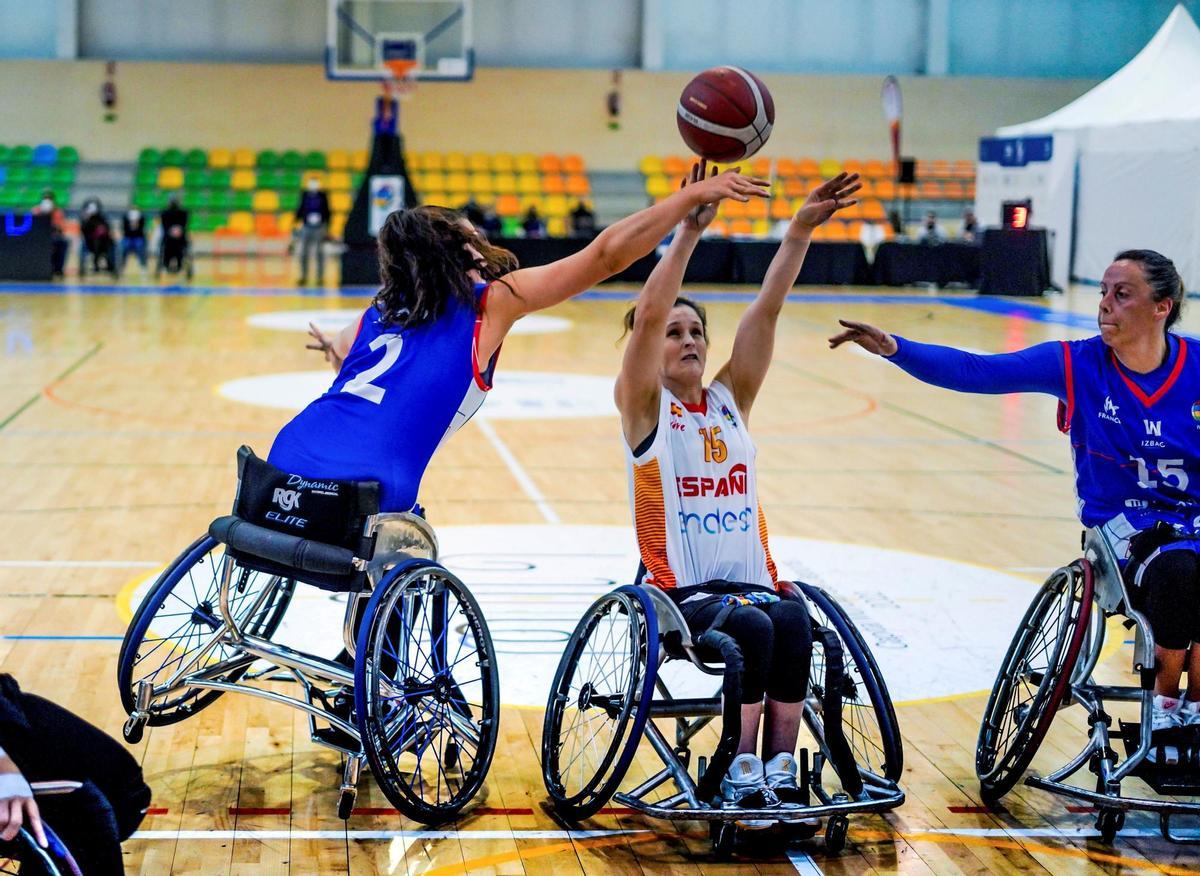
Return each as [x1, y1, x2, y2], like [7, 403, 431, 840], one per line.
[257, 170, 281, 189]
[278, 190, 299, 211]
[280, 170, 301, 190]
[185, 148, 207, 168]
[132, 188, 157, 210]
[281, 150, 303, 170]
[51, 188, 69, 205]
[351, 173, 364, 189]
[303, 150, 327, 169]
[208, 169, 231, 189]
[135, 167, 158, 187]
[184, 169, 209, 189]
[0, 146, 10, 164]
[257, 150, 280, 169]
[138, 147, 162, 166]
[211, 190, 234, 211]
[15, 187, 38, 208]
[501, 216, 523, 236]
[161, 148, 185, 166]
[0, 189, 17, 208]
[7, 166, 31, 184]
[50, 166, 74, 186]
[10, 145, 33, 164]
[232, 191, 253, 211]
[29, 166, 52, 185]
[56, 146, 79, 165]
[185, 190, 213, 210]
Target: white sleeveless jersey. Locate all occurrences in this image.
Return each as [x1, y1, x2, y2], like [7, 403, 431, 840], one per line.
[627, 380, 778, 592]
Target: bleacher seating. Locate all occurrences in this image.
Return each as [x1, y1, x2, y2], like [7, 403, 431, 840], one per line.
[0, 144, 78, 211]
[638, 154, 976, 240]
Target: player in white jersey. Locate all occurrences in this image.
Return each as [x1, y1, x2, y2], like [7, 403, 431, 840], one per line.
[616, 162, 861, 815]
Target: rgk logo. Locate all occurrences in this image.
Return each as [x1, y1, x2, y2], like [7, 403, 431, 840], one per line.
[272, 488, 301, 511]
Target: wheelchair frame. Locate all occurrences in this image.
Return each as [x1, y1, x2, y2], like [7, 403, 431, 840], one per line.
[0, 781, 84, 876]
[977, 526, 1200, 843]
[119, 510, 499, 823]
[543, 581, 904, 856]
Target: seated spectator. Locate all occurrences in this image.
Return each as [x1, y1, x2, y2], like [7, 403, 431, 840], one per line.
[120, 208, 148, 275]
[521, 206, 546, 239]
[961, 208, 979, 243]
[569, 200, 596, 237]
[462, 198, 487, 229]
[479, 209, 502, 240]
[0, 674, 150, 875]
[33, 191, 68, 279]
[78, 199, 118, 277]
[158, 196, 189, 276]
[917, 210, 945, 245]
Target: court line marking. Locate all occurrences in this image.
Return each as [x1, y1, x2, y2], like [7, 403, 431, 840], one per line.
[0, 341, 103, 432]
[0, 560, 159, 568]
[130, 828, 647, 840]
[787, 849, 825, 875]
[475, 418, 560, 524]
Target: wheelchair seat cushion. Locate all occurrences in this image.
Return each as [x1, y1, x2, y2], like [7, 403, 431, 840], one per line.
[230, 445, 380, 553]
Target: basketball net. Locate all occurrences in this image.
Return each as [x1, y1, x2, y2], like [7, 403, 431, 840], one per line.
[383, 59, 419, 101]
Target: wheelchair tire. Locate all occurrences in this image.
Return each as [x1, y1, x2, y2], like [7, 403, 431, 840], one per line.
[117, 535, 295, 725]
[0, 824, 81, 876]
[799, 583, 904, 785]
[354, 559, 500, 825]
[975, 561, 1093, 804]
[541, 586, 657, 821]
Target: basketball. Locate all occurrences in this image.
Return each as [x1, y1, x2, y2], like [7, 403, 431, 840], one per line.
[676, 66, 775, 163]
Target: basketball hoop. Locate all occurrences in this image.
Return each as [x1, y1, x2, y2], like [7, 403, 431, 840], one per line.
[383, 59, 419, 100]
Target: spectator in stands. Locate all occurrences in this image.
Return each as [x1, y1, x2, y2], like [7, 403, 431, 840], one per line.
[33, 191, 68, 279]
[570, 200, 596, 237]
[479, 208, 502, 240]
[887, 209, 905, 238]
[294, 178, 331, 285]
[78, 198, 118, 277]
[961, 209, 979, 243]
[918, 210, 946, 245]
[158, 195, 189, 277]
[462, 198, 487, 229]
[119, 207, 148, 275]
[522, 206, 546, 239]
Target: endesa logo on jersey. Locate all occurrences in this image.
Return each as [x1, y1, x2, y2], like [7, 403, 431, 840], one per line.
[679, 506, 755, 535]
[676, 463, 747, 498]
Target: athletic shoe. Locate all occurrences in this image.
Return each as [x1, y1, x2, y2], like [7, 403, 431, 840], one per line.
[719, 753, 778, 828]
[1180, 698, 1200, 727]
[764, 752, 821, 827]
[1147, 694, 1183, 764]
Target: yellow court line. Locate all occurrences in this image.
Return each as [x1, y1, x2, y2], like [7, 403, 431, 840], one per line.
[116, 568, 160, 625]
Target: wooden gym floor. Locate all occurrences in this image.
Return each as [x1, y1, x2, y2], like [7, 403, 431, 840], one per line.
[0, 263, 1197, 873]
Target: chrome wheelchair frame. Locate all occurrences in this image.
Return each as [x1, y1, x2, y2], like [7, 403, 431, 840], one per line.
[977, 526, 1200, 843]
[542, 580, 904, 857]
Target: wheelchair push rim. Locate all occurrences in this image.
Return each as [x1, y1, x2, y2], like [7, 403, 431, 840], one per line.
[975, 560, 1093, 802]
[542, 586, 657, 821]
[117, 535, 295, 725]
[354, 560, 500, 824]
[800, 583, 904, 785]
[0, 824, 81, 876]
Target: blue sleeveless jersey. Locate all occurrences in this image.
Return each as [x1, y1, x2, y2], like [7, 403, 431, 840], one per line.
[1061, 333, 1200, 533]
[268, 284, 495, 511]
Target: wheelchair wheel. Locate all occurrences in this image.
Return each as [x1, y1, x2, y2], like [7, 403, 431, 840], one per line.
[542, 586, 657, 821]
[0, 824, 81, 876]
[799, 583, 903, 784]
[117, 535, 295, 725]
[976, 561, 1093, 804]
[354, 559, 500, 824]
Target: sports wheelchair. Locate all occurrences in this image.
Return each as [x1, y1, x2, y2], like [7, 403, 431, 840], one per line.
[541, 579, 904, 857]
[976, 526, 1200, 843]
[117, 447, 499, 824]
[0, 781, 83, 876]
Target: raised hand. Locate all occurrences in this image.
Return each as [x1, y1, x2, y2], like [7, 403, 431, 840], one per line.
[828, 318, 898, 356]
[681, 160, 719, 231]
[794, 172, 862, 230]
[306, 322, 345, 370]
[688, 165, 770, 206]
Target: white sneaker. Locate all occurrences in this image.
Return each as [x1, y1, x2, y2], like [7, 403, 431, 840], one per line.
[764, 752, 820, 826]
[1148, 695, 1183, 764]
[719, 753, 777, 828]
[1180, 699, 1200, 727]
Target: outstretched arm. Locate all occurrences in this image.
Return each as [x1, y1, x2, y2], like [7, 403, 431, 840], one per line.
[713, 173, 861, 421]
[829, 320, 1067, 397]
[615, 162, 716, 449]
[306, 318, 359, 372]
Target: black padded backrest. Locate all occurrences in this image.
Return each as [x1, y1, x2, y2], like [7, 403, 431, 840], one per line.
[231, 446, 380, 553]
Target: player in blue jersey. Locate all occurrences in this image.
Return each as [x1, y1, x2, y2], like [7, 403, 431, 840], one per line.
[828, 250, 1199, 738]
[269, 170, 769, 514]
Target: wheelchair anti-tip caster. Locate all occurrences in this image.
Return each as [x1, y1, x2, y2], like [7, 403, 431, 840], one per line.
[1097, 809, 1124, 844]
[710, 820, 737, 858]
[337, 789, 356, 821]
[825, 814, 849, 853]
[123, 680, 153, 743]
[338, 755, 363, 820]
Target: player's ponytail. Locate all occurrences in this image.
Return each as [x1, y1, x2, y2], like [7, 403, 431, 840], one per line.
[1116, 249, 1186, 331]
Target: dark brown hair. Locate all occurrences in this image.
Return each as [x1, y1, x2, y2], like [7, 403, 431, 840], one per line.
[374, 206, 518, 328]
[620, 296, 708, 342]
[1114, 249, 1186, 330]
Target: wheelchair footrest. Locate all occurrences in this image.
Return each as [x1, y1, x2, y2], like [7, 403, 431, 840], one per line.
[1119, 721, 1200, 794]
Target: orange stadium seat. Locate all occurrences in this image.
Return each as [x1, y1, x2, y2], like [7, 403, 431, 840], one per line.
[863, 159, 887, 178]
[565, 174, 589, 196]
[728, 218, 753, 236]
[537, 154, 561, 174]
[562, 154, 584, 174]
[857, 179, 876, 197]
[542, 175, 565, 195]
[254, 213, 279, 235]
[797, 158, 819, 177]
[943, 181, 965, 200]
[494, 194, 521, 217]
[770, 197, 793, 220]
[776, 158, 799, 178]
[750, 157, 771, 177]
[843, 159, 863, 176]
[918, 181, 944, 198]
[875, 179, 896, 199]
[745, 198, 768, 220]
[662, 156, 688, 177]
[861, 199, 886, 220]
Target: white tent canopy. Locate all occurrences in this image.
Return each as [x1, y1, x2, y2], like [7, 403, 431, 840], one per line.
[984, 4, 1200, 289]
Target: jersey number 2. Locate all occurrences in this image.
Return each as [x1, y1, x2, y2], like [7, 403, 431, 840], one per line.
[342, 333, 403, 404]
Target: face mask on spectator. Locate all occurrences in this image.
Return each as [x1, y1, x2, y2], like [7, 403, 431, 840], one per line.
[129, 209, 141, 221]
[307, 180, 320, 192]
[40, 199, 53, 211]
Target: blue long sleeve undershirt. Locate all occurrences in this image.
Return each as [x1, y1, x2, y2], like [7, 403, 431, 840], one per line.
[885, 336, 1067, 399]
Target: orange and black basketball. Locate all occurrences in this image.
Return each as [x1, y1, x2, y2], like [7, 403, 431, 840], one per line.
[676, 66, 774, 163]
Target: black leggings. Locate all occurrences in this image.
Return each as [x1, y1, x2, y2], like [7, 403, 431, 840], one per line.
[0, 677, 150, 875]
[1133, 548, 1200, 651]
[685, 599, 813, 704]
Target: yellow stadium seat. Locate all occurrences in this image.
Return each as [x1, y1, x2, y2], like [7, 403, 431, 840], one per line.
[492, 153, 514, 173]
[327, 171, 352, 191]
[423, 172, 447, 191]
[230, 169, 257, 190]
[494, 194, 521, 217]
[227, 211, 254, 234]
[565, 174, 589, 197]
[818, 158, 842, 178]
[233, 149, 255, 169]
[330, 191, 352, 212]
[445, 172, 470, 193]
[157, 167, 185, 189]
[208, 148, 232, 169]
[350, 149, 368, 171]
[469, 173, 495, 195]
[547, 216, 567, 237]
[516, 174, 541, 195]
[330, 213, 347, 239]
[421, 152, 443, 172]
[423, 191, 449, 207]
[562, 155, 584, 174]
[770, 197, 792, 220]
[301, 170, 326, 188]
[277, 212, 295, 233]
[638, 155, 663, 175]
[520, 195, 544, 212]
[752, 220, 771, 237]
[251, 190, 280, 212]
[543, 195, 569, 218]
[444, 152, 467, 172]
[446, 192, 470, 208]
[645, 175, 672, 198]
[538, 154, 561, 174]
[515, 153, 537, 173]
[542, 175, 565, 195]
[492, 172, 516, 193]
[327, 149, 349, 171]
[468, 153, 490, 173]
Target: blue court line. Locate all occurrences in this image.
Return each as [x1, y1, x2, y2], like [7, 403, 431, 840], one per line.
[0, 635, 122, 641]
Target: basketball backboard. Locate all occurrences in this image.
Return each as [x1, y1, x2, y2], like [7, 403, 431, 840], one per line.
[326, 0, 474, 82]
